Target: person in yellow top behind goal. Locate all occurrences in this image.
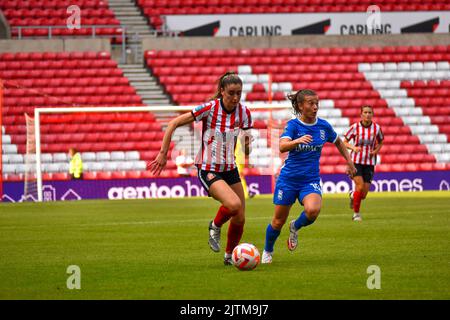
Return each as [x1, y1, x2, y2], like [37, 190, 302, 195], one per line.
[68, 147, 83, 179]
[235, 136, 255, 199]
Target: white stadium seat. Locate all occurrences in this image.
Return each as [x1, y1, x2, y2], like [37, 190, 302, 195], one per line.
[117, 161, 133, 171]
[436, 61, 449, 70]
[2, 135, 11, 144]
[53, 153, 68, 162]
[371, 63, 384, 71]
[384, 63, 397, 72]
[81, 152, 96, 162]
[423, 62, 437, 71]
[125, 151, 140, 161]
[358, 63, 371, 72]
[132, 161, 147, 170]
[2, 144, 18, 154]
[111, 151, 126, 161]
[238, 65, 252, 74]
[7, 154, 24, 163]
[96, 152, 111, 161]
[103, 162, 118, 171]
[397, 62, 410, 71]
[41, 153, 53, 163]
[258, 74, 270, 83]
[3, 164, 15, 174]
[410, 62, 424, 71]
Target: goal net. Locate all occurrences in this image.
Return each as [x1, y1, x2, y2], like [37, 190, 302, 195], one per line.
[29, 104, 289, 202]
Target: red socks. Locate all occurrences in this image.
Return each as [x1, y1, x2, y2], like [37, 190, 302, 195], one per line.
[226, 222, 244, 254]
[213, 205, 244, 254]
[353, 191, 362, 213]
[213, 205, 233, 228]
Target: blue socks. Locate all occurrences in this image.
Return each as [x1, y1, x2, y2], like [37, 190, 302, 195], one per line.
[294, 211, 314, 230]
[264, 223, 281, 253]
[264, 211, 315, 253]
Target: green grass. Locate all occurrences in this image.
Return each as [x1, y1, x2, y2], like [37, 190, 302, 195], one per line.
[0, 191, 449, 300]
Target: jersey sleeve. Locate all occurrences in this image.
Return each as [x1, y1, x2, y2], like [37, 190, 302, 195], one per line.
[325, 121, 338, 143]
[280, 120, 295, 140]
[191, 101, 213, 122]
[344, 123, 356, 141]
[240, 105, 253, 130]
[376, 125, 384, 143]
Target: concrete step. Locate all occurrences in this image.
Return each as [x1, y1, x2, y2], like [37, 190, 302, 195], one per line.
[134, 86, 160, 92]
[111, 9, 141, 14]
[145, 102, 172, 105]
[128, 78, 155, 83]
[125, 66, 150, 72]
[130, 81, 160, 86]
[139, 94, 168, 99]
[109, 0, 135, 5]
[119, 16, 147, 22]
[126, 26, 151, 32]
[122, 69, 148, 73]
[140, 94, 169, 101]
[135, 85, 164, 91]
[109, 6, 140, 11]
[117, 18, 148, 24]
[132, 78, 158, 82]
[118, 64, 143, 69]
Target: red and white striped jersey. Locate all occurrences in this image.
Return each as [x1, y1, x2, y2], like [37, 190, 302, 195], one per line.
[344, 121, 384, 166]
[191, 99, 253, 172]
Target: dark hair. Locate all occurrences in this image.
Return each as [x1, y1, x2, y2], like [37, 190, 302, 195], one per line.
[211, 72, 243, 100]
[361, 105, 373, 113]
[287, 89, 317, 116]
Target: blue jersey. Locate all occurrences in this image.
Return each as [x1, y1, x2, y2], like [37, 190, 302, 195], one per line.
[277, 117, 338, 189]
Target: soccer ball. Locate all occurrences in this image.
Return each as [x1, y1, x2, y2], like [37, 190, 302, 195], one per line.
[232, 243, 260, 271]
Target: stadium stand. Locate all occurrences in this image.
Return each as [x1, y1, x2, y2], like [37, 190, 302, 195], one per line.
[1, 51, 177, 181]
[0, 0, 123, 41]
[136, 0, 450, 31]
[145, 45, 450, 175]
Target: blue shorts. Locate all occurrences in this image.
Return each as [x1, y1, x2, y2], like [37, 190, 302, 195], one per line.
[273, 181, 322, 206]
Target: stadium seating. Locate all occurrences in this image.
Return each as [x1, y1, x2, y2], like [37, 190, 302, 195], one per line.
[145, 45, 450, 175]
[1, 51, 179, 181]
[135, 0, 450, 30]
[0, 0, 123, 41]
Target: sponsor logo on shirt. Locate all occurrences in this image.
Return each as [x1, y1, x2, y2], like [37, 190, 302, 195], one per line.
[295, 144, 323, 152]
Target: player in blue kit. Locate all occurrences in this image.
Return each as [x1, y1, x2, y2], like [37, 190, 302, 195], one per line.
[262, 89, 357, 264]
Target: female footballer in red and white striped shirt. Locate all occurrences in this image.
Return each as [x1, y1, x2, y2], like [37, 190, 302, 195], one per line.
[344, 105, 384, 221]
[149, 72, 253, 265]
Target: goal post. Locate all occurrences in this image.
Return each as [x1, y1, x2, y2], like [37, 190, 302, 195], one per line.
[33, 104, 289, 202]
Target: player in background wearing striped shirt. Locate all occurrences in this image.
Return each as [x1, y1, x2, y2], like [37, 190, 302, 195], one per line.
[344, 105, 384, 222]
[262, 89, 356, 264]
[149, 72, 253, 265]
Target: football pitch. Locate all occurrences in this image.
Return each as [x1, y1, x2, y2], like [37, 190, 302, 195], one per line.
[0, 191, 449, 300]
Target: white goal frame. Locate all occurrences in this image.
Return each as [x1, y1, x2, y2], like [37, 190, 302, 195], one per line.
[34, 104, 288, 202]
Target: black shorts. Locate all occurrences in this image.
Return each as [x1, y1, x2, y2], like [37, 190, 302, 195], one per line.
[355, 164, 375, 183]
[198, 168, 241, 195]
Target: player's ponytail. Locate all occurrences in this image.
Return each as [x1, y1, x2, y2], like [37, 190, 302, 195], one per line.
[211, 72, 243, 100]
[287, 89, 317, 116]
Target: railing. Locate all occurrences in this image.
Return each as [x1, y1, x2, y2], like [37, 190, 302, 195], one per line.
[11, 25, 127, 62]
